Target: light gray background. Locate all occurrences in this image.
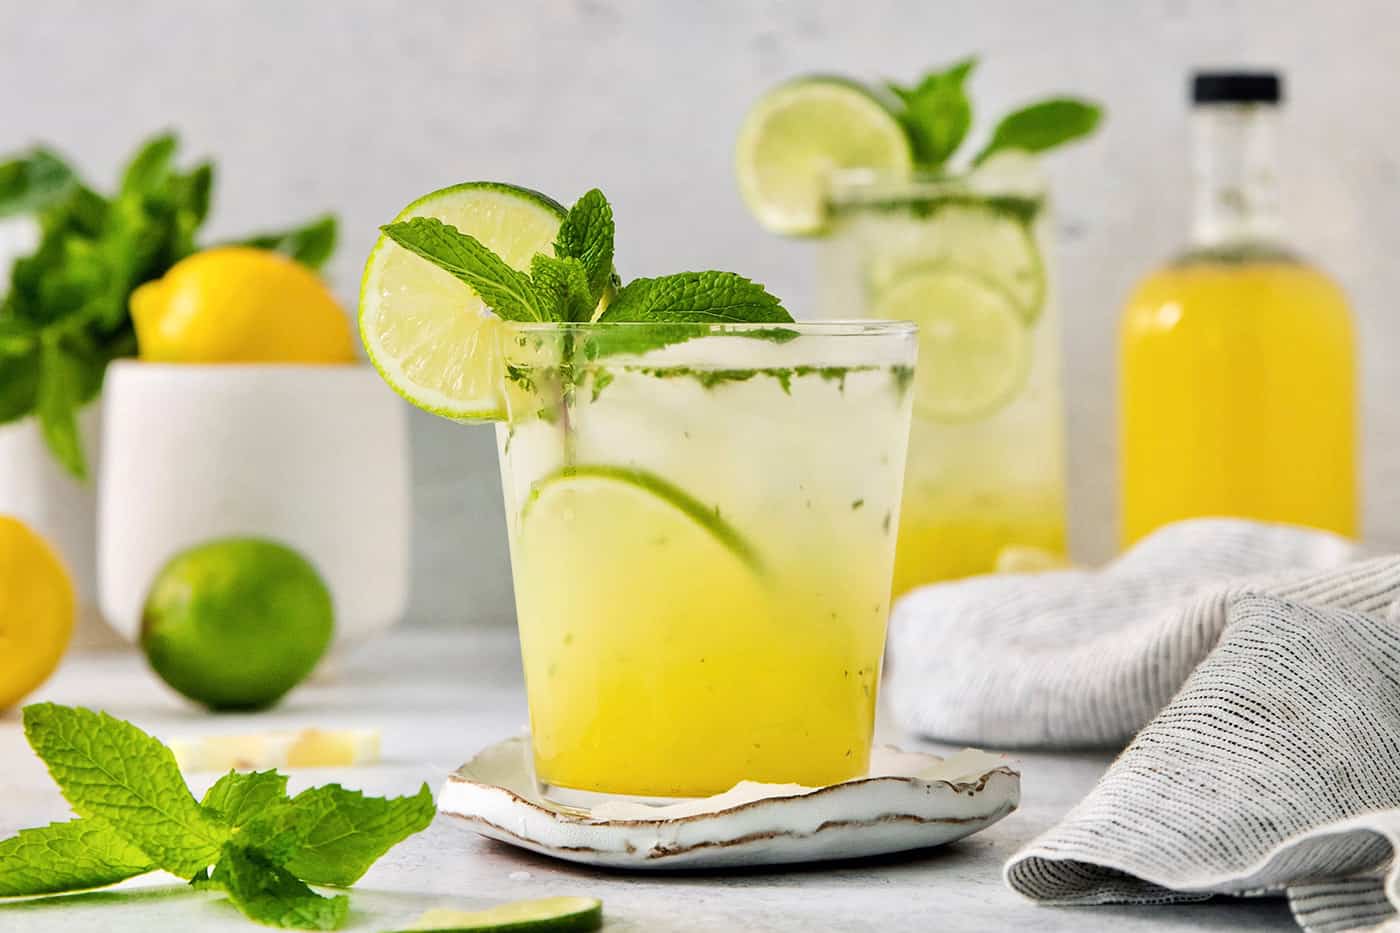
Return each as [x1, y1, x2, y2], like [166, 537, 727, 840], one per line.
[4, 0, 1397, 626]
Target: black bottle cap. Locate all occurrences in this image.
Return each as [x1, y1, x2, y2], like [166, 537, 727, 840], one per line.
[1192, 71, 1282, 104]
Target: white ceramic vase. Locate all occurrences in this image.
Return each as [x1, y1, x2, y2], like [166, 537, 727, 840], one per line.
[98, 362, 410, 658]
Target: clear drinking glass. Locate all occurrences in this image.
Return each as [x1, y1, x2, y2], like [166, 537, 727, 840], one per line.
[820, 168, 1068, 595]
[494, 321, 916, 806]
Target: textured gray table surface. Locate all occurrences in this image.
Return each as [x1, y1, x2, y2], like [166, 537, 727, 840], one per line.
[0, 628, 1292, 932]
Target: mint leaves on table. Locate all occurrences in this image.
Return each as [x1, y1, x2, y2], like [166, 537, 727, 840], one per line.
[0, 704, 434, 930]
[885, 57, 1102, 171]
[0, 132, 340, 478]
[380, 187, 795, 339]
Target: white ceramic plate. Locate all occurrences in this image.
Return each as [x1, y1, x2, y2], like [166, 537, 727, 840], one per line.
[438, 737, 1019, 869]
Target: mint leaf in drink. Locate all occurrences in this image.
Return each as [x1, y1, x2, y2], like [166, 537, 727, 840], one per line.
[211, 844, 349, 931]
[0, 820, 153, 897]
[381, 217, 544, 322]
[21, 703, 230, 878]
[599, 272, 791, 325]
[973, 97, 1102, 165]
[240, 783, 435, 886]
[201, 770, 290, 829]
[889, 58, 976, 168]
[237, 214, 338, 271]
[530, 254, 594, 323]
[553, 188, 615, 302]
[34, 339, 88, 480]
[0, 148, 76, 218]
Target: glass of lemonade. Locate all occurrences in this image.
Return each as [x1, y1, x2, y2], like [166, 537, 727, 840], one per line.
[818, 168, 1067, 595]
[494, 321, 916, 804]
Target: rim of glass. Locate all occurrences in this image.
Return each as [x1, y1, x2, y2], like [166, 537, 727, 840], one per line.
[504, 319, 917, 336]
[825, 166, 1046, 207]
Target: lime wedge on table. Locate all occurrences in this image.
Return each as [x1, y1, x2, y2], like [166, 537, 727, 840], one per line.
[736, 76, 912, 235]
[867, 202, 1046, 324]
[397, 896, 602, 932]
[359, 182, 566, 420]
[523, 465, 762, 573]
[874, 268, 1030, 422]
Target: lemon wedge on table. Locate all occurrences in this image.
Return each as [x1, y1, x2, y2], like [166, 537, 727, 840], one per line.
[170, 727, 381, 772]
[131, 246, 355, 363]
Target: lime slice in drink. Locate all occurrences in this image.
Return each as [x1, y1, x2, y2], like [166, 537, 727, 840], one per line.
[867, 202, 1045, 324]
[359, 182, 567, 420]
[874, 268, 1031, 422]
[735, 76, 912, 236]
[523, 465, 762, 573]
[396, 897, 602, 932]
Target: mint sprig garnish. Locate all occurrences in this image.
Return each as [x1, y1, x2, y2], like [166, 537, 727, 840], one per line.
[599, 272, 788, 325]
[887, 58, 975, 168]
[551, 187, 616, 303]
[380, 187, 794, 334]
[0, 704, 434, 930]
[972, 97, 1103, 166]
[885, 58, 1102, 171]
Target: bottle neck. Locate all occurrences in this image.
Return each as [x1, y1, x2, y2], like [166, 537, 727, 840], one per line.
[1189, 104, 1284, 249]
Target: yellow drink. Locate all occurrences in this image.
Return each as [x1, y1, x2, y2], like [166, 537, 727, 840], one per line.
[1119, 72, 1358, 544]
[1120, 257, 1356, 543]
[820, 171, 1067, 595]
[497, 322, 915, 801]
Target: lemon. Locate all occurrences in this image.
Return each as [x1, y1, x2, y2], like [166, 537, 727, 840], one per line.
[0, 517, 76, 709]
[131, 247, 355, 363]
[140, 538, 334, 711]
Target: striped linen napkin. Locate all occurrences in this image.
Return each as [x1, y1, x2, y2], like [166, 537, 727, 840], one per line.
[885, 519, 1400, 931]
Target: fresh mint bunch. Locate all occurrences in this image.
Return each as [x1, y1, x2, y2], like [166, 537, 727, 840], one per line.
[885, 58, 1102, 170]
[0, 133, 339, 478]
[0, 704, 434, 930]
[379, 187, 794, 339]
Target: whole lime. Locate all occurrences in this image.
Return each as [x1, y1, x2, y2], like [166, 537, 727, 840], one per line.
[141, 538, 334, 710]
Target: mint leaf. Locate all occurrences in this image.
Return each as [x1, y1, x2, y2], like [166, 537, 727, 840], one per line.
[599, 272, 791, 325]
[241, 783, 434, 886]
[34, 338, 87, 479]
[530, 254, 594, 323]
[119, 132, 178, 197]
[0, 148, 76, 218]
[381, 217, 543, 322]
[973, 97, 1102, 165]
[21, 704, 229, 878]
[0, 341, 39, 424]
[237, 214, 338, 271]
[201, 770, 290, 829]
[553, 188, 615, 302]
[889, 58, 976, 168]
[211, 844, 348, 931]
[0, 819, 152, 897]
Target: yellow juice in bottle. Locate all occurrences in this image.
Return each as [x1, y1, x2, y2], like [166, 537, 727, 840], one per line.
[1121, 256, 1356, 543]
[1119, 71, 1358, 544]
